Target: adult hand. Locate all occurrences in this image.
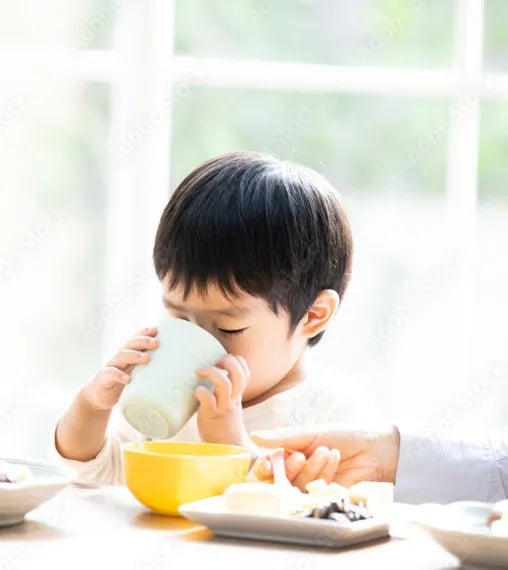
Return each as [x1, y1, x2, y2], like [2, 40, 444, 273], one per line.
[251, 423, 401, 487]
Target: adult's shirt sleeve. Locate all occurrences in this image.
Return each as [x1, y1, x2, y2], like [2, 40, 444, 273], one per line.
[394, 429, 508, 504]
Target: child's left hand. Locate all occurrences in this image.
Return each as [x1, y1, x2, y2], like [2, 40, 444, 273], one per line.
[253, 446, 341, 492]
[194, 354, 251, 449]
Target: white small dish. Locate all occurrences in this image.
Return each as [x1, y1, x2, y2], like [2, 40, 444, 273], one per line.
[0, 458, 76, 527]
[179, 494, 390, 548]
[413, 501, 508, 568]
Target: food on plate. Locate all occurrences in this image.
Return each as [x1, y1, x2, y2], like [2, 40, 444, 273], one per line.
[223, 478, 382, 523]
[225, 449, 304, 516]
[225, 482, 295, 517]
[306, 478, 349, 504]
[305, 498, 372, 522]
[488, 500, 508, 537]
[0, 460, 34, 483]
[487, 499, 508, 525]
[347, 481, 394, 516]
[239, 448, 393, 522]
[491, 517, 508, 537]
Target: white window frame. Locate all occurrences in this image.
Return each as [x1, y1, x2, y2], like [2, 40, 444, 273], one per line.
[2, 0, 503, 365]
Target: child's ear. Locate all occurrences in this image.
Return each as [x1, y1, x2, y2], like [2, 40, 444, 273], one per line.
[301, 289, 340, 339]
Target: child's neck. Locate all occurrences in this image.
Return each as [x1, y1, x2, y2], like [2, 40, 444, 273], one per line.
[243, 353, 307, 408]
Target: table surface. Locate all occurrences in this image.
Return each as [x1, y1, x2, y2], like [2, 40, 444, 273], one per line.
[1, 485, 461, 570]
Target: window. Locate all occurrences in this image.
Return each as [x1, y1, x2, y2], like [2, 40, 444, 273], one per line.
[1, 0, 506, 460]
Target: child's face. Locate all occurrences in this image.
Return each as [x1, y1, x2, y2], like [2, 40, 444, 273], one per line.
[161, 277, 308, 402]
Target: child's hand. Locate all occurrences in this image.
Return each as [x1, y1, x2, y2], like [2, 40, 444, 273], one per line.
[194, 354, 250, 448]
[253, 446, 341, 493]
[82, 326, 159, 411]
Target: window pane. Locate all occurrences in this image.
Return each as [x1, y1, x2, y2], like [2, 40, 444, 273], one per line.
[171, 88, 448, 196]
[0, 80, 110, 458]
[172, 88, 466, 426]
[484, 0, 508, 72]
[479, 102, 508, 204]
[473, 102, 508, 428]
[175, 0, 454, 67]
[0, 0, 116, 49]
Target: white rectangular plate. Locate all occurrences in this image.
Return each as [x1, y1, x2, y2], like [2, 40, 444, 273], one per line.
[179, 495, 390, 548]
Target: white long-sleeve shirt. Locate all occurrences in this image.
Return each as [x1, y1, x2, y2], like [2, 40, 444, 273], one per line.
[51, 380, 356, 487]
[395, 429, 508, 504]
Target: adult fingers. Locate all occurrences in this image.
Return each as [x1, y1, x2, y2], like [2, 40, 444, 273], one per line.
[292, 446, 331, 491]
[251, 427, 318, 454]
[316, 448, 341, 484]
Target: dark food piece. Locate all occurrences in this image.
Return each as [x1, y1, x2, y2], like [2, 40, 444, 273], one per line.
[306, 498, 373, 522]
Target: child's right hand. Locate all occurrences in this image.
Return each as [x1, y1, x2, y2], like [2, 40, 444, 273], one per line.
[82, 326, 159, 411]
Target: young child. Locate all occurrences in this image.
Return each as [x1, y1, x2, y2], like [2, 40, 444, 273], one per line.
[53, 151, 354, 491]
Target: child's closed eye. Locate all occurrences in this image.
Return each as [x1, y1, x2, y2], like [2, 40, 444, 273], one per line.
[218, 328, 247, 336]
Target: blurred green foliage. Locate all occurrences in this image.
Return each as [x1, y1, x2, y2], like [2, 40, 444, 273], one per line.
[171, 88, 449, 197]
[484, 0, 508, 72]
[172, 0, 506, 203]
[175, 0, 454, 67]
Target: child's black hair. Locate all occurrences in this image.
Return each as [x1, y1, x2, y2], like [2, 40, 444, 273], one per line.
[153, 151, 353, 347]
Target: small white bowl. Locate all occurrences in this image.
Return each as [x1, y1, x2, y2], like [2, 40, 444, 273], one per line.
[0, 457, 76, 527]
[413, 501, 508, 568]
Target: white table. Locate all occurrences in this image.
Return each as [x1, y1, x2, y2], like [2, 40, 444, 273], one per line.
[0, 485, 461, 570]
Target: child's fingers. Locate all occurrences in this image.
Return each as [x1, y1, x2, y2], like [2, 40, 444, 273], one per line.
[135, 326, 158, 337]
[293, 446, 331, 491]
[315, 448, 341, 484]
[108, 349, 151, 371]
[235, 355, 250, 383]
[99, 366, 131, 389]
[194, 385, 217, 414]
[196, 366, 232, 411]
[123, 335, 159, 352]
[215, 355, 246, 402]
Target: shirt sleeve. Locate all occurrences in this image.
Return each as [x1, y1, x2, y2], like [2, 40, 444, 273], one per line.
[394, 428, 508, 504]
[49, 405, 147, 487]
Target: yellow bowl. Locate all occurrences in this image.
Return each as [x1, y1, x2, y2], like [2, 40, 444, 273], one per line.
[120, 441, 250, 515]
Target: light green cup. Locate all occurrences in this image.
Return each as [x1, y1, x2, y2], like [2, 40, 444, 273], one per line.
[119, 316, 226, 439]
